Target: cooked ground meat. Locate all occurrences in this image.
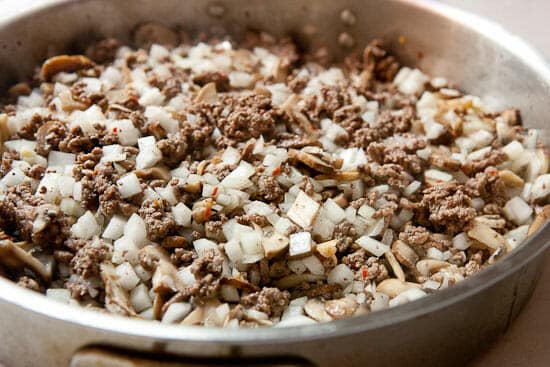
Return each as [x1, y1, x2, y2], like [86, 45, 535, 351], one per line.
[333, 221, 357, 253]
[257, 175, 284, 202]
[214, 94, 276, 142]
[462, 150, 507, 175]
[0, 183, 70, 247]
[157, 131, 189, 167]
[36, 120, 67, 155]
[139, 198, 177, 242]
[240, 287, 290, 317]
[188, 249, 223, 298]
[420, 181, 477, 235]
[70, 238, 110, 279]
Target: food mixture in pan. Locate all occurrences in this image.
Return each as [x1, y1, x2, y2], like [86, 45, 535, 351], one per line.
[0, 24, 549, 327]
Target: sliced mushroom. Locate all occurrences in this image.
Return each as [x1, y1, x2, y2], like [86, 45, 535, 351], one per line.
[220, 277, 260, 293]
[152, 260, 186, 295]
[135, 166, 171, 181]
[281, 94, 315, 136]
[324, 297, 358, 319]
[315, 239, 338, 258]
[181, 306, 205, 325]
[528, 205, 550, 236]
[41, 55, 93, 81]
[100, 262, 137, 316]
[196, 82, 218, 104]
[391, 240, 418, 268]
[8, 82, 32, 98]
[467, 221, 505, 250]
[498, 169, 524, 188]
[385, 250, 405, 281]
[416, 259, 450, 277]
[304, 298, 332, 322]
[262, 233, 289, 259]
[275, 273, 325, 289]
[473, 215, 506, 229]
[133, 22, 179, 49]
[0, 113, 9, 150]
[288, 147, 336, 174]
[376, 278, 421, 298]
[316, 170, 363, 181]
[152, 293, 165, 321]
[182, 180, 202, 193]
[0, 240, 51, 282]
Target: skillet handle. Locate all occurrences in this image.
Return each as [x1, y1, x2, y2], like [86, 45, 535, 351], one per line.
[70, 347, 310, 367]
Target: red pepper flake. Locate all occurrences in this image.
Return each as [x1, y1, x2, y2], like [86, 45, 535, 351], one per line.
[204, 204, 212, 221]
[272, 167, 282, 176]
[361, 267, 369, 279]
[212, 186, 219, 197]
[112, 127, 118, 134]
[488, 168, 498, 176]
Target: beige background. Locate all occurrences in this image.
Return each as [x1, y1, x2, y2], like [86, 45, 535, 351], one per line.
[0, 0, 548, 366]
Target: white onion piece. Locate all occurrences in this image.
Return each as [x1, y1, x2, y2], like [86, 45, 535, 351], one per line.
[70, 211, 101, 239]
[503, 196, 533, 225]
[103, 215, 127, 240]
[115, 262, 140, 290]
[531, 174, 550, 201]
[112, 236, 140, 265]
[48, 150, 75, 167]
[289, 232, 312, 257]
[117, 173, 142, 198]
[172, 203, 193, 227]
[130, 284, 152, 312]
[136, 136, 162, 169]
[302, 255, 325, 275]
[124, 214, 147, 248]
[505, 225, 529, 250]
[327, 264, 354, 287]
[287, 191, 320, 229]
[162, 303, 192, 324]
[193, 239, 218, 257]
[355, 236, 390, 257]
[452, 232, 472, 251]
[220, 161, 255, 189]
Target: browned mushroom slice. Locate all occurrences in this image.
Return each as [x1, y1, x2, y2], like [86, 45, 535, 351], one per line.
[280, 94, 316, 136]
[391, 240, 419, 269]
[99, 262, 137, 316]
[498, 169, 524, 188]
[133, 22, 179, 49]
[0, 113, 9, 152]
[220, 277, 260, 293]
[196, 82, 218, 104]
[324, 297, 358, 319]
[41, 55, 94, 81]
[134, 166, 171, 181]
[316, 170, 363, 181]
[8, 82, 32, 98]
[288, 147, 336, 174]
[304, 298, 332, 322]
[0, 240, 51, 282]
[528, 205, 550, 236]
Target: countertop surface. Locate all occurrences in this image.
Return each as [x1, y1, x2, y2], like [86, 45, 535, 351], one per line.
[0, 1, 549, 366]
